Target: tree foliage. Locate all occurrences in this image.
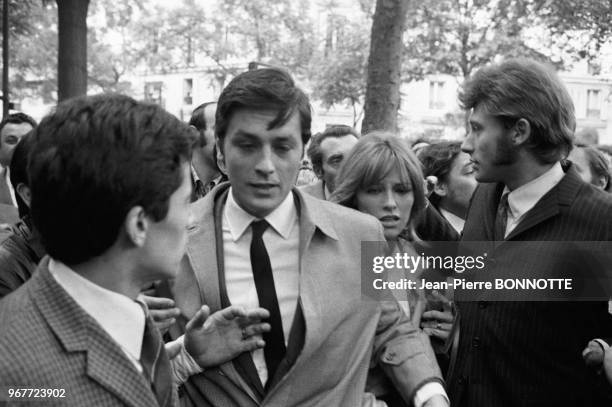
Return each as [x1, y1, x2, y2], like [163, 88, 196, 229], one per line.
[402, 0, 551, 80]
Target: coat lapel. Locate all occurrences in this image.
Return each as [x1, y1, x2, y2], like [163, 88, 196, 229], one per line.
[183, 183, 262, 403]
[504, 165, 580, 241]
[30, 259, 159, 407]
[264, 190, 339, 398]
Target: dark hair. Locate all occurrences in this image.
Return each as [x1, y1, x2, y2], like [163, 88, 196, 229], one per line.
[0, 112, 37, 134]
[578, 145, 611, 192]
[459, 58, 575, 164]
[189, 101, 217, 147]
[9, 131, 34, 218]
[418, 141, 462, 208]
[307, 125, 360, 176]
[28, 94, 196, 265]
[215, 68, 312, 148]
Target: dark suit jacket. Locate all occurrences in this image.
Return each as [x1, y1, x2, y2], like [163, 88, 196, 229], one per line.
[170, 184, 443, 406]
[448, 165, 612, 407]
[0, 217, 45, 299]
[0, 257, 176, 407]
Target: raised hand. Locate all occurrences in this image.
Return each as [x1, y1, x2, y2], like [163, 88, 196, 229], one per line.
[184, 305, 271, 368]
[139, 294, 181, 334]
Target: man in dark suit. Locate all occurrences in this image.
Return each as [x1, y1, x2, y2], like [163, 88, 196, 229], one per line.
[448, 58, 612, 406]
[0, 94, 271, 406]
[300, 125, 359, 199]
[171, 68, 449, 406]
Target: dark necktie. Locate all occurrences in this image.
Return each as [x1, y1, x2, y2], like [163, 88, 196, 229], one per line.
[250, 219, 286, 387]
[494, 193, 509, 241]
[140, 314, 173, 407]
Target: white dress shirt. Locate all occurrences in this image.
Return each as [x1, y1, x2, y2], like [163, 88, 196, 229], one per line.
[502, 162, 565, 237]
[223, 188, 300, 386]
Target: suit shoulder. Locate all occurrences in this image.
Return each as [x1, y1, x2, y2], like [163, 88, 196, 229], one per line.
[301, 193, 383, 236]
[298, 180, 324, 199]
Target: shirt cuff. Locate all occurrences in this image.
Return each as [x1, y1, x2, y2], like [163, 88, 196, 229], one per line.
[594, 338, 610, 351]
[413, 382, 448, 407]
[169, 335, 203, 385]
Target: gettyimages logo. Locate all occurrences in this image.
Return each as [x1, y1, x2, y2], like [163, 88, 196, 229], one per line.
[361, 241, 612, 302]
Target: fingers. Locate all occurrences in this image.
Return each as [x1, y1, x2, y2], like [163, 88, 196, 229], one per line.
[423, 327, 450, 340]
[421, 310, 454, 323]
[186, 305, 211, 331]
[429, 290, 453, 311]
[421, 320, 453, 331]
[149, 307, 181, 321]
[240, 337, 266, 352]
[218, 305, 248, 320]
[141, 294, 176, 310]
[164, 340, 183, 359]
[245, 307, 270, 320]
[242, 323, 271, 338]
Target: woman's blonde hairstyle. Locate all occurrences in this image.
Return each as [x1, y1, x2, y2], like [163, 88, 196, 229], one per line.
[330, 131, 426, 237]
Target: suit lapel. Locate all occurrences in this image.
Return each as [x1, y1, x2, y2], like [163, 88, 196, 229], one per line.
[30, 259, 159, 407]
[504, 166, 580, 241]
[268, 191, 339, 388]
[185, 184, 263, 402]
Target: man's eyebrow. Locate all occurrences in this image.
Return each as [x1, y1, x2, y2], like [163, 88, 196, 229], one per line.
[232, 130, 259, 140]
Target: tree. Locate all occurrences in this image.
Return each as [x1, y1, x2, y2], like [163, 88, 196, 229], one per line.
[56, 0, 89, 101]
[311, 23, 369, 127]
[216, 0, 315, 76]
[402, 0, 550, 81]
[537, 0, 612, 63]
[362, 0, 410, 134]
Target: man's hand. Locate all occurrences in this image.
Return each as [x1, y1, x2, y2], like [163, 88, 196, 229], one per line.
[582, 339, 606, 369]
[422, 395, 449, 407]
[603, 346, 612, 384]
[421, 290, 454, 341]
[139, 294, 181, 334]
[184, 305, 271, 368]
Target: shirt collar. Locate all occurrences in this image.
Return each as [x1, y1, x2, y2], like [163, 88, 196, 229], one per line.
[323, 183, 331, 200]
[48, 258, 146, 361]
[190, 163, 201, 183]
[439, 208, 465, 234]
[224, 187, 297, 241]
[504, 161, 564, 220]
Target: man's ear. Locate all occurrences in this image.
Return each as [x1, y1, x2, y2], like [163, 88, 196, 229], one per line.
[15, 183, 31, 208]
[433, 180, 448, 197]
[124, 206, 148, 248]
[512, 118, 531, 146]
[215, 139, 227, 175]
[596, 175, 609, 191]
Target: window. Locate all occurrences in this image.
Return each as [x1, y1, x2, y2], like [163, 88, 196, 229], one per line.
[429, 81, 445, 110]
[183, 78, 193, 105]
[587, 89, 601, 119]
[144, 82, 163, 106]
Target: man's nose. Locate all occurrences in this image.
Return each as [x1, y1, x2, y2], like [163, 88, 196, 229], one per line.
[461, 132, 474, 154]
[255, 146, 275, 175]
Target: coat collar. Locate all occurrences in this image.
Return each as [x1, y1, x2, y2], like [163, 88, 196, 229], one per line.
[29, 258, 160, 407]
[482, 162, 582, 242]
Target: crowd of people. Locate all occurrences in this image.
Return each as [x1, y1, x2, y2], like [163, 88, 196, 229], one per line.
[1, 57, 612, 407]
